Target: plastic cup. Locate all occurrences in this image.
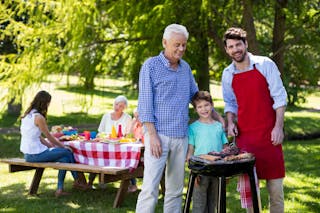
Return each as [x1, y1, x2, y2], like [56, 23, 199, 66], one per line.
[84, 131, 90, 141]
[90, 131, 97, 139]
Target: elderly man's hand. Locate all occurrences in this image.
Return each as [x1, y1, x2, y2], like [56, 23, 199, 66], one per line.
[150, 134, 162, 158]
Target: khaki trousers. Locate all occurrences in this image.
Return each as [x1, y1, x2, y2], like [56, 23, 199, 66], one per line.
[247, 178, 284, 213]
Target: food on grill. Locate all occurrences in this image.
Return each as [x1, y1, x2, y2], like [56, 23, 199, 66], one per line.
[223, 152, 254, 161]
[198, 154, 221, 161]
[208, 146, 240, 158]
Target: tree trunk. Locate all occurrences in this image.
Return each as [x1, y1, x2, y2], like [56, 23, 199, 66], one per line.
[184, 0, 210, 91]
[7, 98, 22, 116]
[272, 0, 288, 76]
[196, 35, 210, 91]
[84, 76, 94, 90]
[242, 0, 259, 54]
[195, 1, 210, 92]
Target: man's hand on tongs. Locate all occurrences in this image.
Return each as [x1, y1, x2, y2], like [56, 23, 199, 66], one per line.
[227, 122, 238, 137]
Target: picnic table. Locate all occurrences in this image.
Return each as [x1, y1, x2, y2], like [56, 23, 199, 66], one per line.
[63, 140, 165, 206]
[1, 140, 145, 208]
[64, 140, 143, 170]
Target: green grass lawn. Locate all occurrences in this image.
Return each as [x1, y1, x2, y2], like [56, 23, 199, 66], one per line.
[0, 74, 319, 212]
[1, 137, 319, 212]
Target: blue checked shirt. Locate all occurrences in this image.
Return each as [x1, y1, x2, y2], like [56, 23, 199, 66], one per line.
[138, 52, 198, 138]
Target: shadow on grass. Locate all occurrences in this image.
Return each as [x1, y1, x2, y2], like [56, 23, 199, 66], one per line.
[284, 116, 320, 140]
[283, 139, 320, 212]
[56, 84, 138, 100]
[0, 181, 139, 212]
[0, 113, 102, 131]
[1, 138, 319, 212]
[0, 113, 20, 128]
[286, 105, 320, 113]
[0, 134, 22, 158]
[47, 113, 101, 130]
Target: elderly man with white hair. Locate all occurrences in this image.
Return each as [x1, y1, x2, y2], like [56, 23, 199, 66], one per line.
[136, 23, 223, 213]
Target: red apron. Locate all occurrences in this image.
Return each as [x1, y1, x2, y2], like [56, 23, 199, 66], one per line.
[232, 66, 285, 179]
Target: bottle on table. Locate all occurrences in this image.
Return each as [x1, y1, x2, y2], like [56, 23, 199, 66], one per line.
[117, 124, 123, 138]
[111, 125, 117, 138]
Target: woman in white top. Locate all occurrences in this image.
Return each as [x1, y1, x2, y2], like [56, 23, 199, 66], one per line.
[20, 90, 88, 197]
[97, 95, 132, 135]
[89, 95, 134, 188]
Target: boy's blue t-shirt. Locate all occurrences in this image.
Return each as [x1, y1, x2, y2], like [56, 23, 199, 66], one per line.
[188, 120, 228, 156]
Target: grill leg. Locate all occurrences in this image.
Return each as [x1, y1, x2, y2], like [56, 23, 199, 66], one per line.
[183, 172, 197, 213]
[218, 176, 226, 213]
[248, 169, 260, 213]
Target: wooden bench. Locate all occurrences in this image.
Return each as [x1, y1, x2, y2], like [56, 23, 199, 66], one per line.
[0, 158, 144, 208]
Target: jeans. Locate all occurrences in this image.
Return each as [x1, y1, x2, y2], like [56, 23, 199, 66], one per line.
[192, 176, 218, 213]
[25, 147, 78, 190]
[131, 178, 137, 185]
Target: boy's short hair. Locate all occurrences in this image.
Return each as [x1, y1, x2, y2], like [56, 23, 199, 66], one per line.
[191, 91, 213, 108]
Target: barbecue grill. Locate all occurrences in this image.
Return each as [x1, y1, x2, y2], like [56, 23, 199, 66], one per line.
[183, 155, 260, 213]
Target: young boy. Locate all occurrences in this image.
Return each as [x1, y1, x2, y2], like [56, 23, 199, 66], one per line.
[187, 91, 228, 213]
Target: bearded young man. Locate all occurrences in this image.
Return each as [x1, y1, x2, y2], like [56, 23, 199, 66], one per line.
[222, 27, 287, 213]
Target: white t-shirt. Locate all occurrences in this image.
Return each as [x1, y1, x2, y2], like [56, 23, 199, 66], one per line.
[20, 109, 48, 154]
[98, 112, 132, 135]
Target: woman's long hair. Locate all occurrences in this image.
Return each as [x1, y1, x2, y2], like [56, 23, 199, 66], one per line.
[21, 90, 51, 119]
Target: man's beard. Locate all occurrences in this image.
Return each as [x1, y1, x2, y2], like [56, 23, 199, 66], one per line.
[232, 50, 247, 63]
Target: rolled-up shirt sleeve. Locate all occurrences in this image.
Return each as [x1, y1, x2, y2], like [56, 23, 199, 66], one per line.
[190, 70, 199, 100]
[261, 60, 288, 109]
[222, 69, 238, 114]
[138, 59, 155, 123]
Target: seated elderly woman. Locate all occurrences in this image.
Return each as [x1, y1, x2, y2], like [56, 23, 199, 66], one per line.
[88, 95, 137, 191]
[97, 95, 132, 136]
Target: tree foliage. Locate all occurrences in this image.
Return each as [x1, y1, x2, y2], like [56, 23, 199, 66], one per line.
[0, 0, 319, 111]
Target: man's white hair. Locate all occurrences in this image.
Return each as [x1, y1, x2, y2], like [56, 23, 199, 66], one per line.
[163, 23, 189, 40]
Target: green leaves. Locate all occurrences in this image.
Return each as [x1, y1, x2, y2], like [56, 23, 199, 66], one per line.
[0, 0, 319, 109]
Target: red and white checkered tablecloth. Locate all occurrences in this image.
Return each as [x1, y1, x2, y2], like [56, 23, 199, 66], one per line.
[63, 140, 143, 171]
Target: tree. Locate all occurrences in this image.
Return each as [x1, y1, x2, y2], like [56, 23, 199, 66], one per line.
[1, 0, 319, 110]
[242, 0, 260, 55]
[282, 1, 320, 105]
[272, 0, 287, 76]
[207, 0, 319, 106]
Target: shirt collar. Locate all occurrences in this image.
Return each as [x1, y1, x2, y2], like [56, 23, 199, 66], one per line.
[159, 51, 180, 70]
[230, 52, 255, 73]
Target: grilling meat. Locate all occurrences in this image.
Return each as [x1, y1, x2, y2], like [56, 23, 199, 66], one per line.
[198, 154, 221, 161]
[208, 146, 240, 158]
[223, 153, 254, 161]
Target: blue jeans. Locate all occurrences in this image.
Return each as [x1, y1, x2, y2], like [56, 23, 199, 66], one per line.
[130, 178, 137, 185]
[192, 176, 218, 213]
[25, 147, 78, 190]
